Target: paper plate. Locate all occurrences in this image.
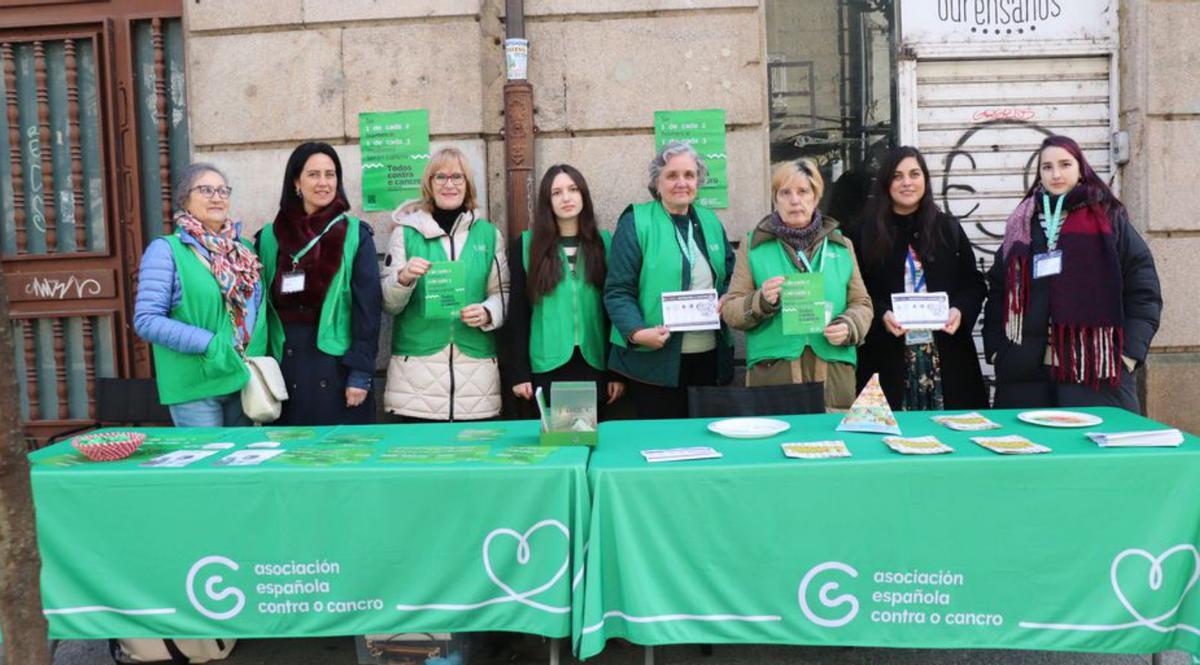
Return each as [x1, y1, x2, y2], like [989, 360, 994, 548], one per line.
[1017, 410, 1103, 428]
[72, 431, 146, 461]
[707, 417, 791, 439]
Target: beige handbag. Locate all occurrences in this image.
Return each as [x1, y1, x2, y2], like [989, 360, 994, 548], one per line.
[112, 637, 236, 663]
[241, 355, 288, 423]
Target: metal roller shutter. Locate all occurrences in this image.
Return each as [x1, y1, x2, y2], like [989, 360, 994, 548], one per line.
[912, 54, 1115, 380]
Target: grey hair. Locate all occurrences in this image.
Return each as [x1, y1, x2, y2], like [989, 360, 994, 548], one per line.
[172, 162, 229, 212]
[647, 140, 707, 199]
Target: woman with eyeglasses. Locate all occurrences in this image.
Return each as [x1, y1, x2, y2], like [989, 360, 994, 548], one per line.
[134, 162, 267, 426]
[257, 141, 382, 425]
[380, 147, 510, 421]
[501, 164, 624, 414]
[720, 159, 873, 411]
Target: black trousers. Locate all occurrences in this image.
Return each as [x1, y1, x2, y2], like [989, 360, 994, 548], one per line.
[624, 350, 720, 420]
[993, 365, 1140, 413]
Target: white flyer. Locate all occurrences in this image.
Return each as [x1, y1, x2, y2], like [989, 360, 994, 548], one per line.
[661, 289, 721, 332]
[214, 449, 285, 466]
[641, 446, 723, 463]
[891, 292, 950, 330]
[140, 450, 219, 468]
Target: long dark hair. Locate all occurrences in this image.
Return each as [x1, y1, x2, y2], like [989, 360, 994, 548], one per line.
[527, 164, 606, 303]
[864, 146, 944, 265]
[278, 142, 348, 212]
[1027, 135, 1121, 214]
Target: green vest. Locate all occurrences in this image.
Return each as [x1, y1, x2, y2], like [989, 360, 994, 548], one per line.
[152, 234, 268, 405]
[391, 219, 498, 359]
[746, 233, 857, 368]
[258, 217, 359, 360]
[610, 201, 731, 350]
[522, 230, 611, 373]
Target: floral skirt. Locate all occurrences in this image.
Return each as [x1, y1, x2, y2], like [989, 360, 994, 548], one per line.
[902, 341, 944, 411]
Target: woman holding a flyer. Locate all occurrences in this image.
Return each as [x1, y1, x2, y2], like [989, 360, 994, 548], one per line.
[982, 135, 1161, 411]
[848, 146, 988, 411]
[604, 140, 735, 419]
[720, 159, 872, 411]
[257, 142, 382, 425]
[502, 164, 625, 412]
[381, 147, 510, 421]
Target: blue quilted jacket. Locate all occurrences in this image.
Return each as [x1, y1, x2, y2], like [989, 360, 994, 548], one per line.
[133, 222, 263, 356]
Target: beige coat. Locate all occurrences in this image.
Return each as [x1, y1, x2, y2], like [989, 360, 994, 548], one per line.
[380, 202, 510, 420]
[720, 214, 872, 410]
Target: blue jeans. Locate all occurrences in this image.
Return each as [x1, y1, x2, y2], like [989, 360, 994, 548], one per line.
[168, 391, 250, 427]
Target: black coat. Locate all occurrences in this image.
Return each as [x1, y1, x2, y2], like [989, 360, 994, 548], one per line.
[982, 203, 1161, 407]
[847, 211, 989, 410]
[272, 221, 382, 425]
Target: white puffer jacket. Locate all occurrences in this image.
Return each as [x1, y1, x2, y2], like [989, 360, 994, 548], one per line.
[381, 203, 510, 420]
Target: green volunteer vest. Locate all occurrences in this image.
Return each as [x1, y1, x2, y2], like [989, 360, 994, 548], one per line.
[522, 230, 611, 373]
[610, 201, 731, 350]
[746, 233, 857, 368]
[152, 234, 268, 405]
[391, 219, 498, 359]
[258, 217, 359, 361]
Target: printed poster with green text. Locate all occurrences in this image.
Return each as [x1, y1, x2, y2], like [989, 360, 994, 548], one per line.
[654, 109, 728, 209]
[359, 110, 431, 211]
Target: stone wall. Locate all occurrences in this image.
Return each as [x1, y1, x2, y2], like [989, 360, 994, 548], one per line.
[182, 0, 771, 249]
[1120, 0, 1200, 431]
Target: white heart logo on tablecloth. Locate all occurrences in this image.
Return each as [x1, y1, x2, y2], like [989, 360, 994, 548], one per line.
[482, 519, 570, 608]
[1110, 544, 1200, 628]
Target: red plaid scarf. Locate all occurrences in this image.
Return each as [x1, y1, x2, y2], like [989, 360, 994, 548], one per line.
[999, 189, 1124, 387]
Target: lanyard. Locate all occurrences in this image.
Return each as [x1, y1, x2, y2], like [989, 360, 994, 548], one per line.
[1040, 193, 1066, 251]
[795, 237, 828, 274]
[669, 208, 697, 268]
[906, 246, 926, 293]
[290, 213, 347, 267]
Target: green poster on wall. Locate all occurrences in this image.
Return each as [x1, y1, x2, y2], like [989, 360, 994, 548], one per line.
[654, 109, 728, 209]
[359, 110, 431, 212]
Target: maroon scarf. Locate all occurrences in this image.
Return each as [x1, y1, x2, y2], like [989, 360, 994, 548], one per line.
[270, 195, 351, 323]
[999, 187, 1124, 387]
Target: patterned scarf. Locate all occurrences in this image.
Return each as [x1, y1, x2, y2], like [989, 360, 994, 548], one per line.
[766, 210, 824, 257]
[999, 186, 1124, 387]
[175, 212, 262, 351]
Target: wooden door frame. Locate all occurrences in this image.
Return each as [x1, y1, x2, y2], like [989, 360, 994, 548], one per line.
[1, 0, 182, 441]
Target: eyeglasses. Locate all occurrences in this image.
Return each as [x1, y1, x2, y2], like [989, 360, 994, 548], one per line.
[190, 185, 233, 200]
[432, 173, 465, 185]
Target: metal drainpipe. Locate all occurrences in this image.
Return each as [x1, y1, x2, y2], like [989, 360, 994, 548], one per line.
[503, 0, 535, 240]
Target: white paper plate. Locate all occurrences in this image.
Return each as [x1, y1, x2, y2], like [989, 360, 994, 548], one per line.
[1017, 410, 1103, 428]
[707, 417, 791, 439]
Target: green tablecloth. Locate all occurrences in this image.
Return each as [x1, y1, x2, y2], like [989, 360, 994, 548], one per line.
[577, 407, 1200, 658]
[30, 421, 589, 640]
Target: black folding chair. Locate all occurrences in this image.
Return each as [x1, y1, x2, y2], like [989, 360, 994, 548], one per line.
[687, 382, 825, 418]
[48, 377, 173, 444]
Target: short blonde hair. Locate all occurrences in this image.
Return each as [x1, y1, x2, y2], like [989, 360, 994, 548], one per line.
[771, 159, 824, 202]
[419, 147, 477, 212]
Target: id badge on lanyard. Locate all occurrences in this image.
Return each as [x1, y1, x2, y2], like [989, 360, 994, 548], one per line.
[280, 213, 346, 295]
[1033, 250, 1063, 279]
[904, 247, 932, 346]
[280, 271, 306, 294]
[1034, 193, 1065, 279]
